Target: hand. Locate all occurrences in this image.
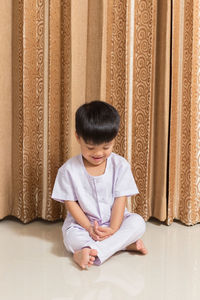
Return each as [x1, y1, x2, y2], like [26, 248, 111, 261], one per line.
[88, 221, 116, 241]
[93, 221, 116, 241]
[88, 225, 100, 241]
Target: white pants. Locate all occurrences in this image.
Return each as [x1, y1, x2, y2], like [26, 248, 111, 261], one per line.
[63, 213, 146, 265]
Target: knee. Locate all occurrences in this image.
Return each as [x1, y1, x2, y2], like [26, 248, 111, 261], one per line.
[128, 213, 146, 236]
[63, 228, 81, 253]
[63, 227, 91, 253]
[63, 230, 74, 253]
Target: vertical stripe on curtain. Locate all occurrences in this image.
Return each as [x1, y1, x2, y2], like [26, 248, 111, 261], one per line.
[168, 0, 200, 225]
[12, 0, 45, 222]
[106, 0, 127, 157]
[11, 0, 71, 223]
[0, 0, 12, 218]
[121, 0, 171, 221]
[47, 0, 71, 220]
[85, 0, 103, 102]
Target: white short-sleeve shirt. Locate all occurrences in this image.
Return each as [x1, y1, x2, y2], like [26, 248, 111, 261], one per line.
[52, 152, 139, 230]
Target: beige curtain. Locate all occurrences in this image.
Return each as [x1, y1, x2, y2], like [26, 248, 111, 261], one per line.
[125, 0, 200, 225]
[0, 0, 200, 225]
[125, 0, 171, 221]
[0, 0, 108, 223]
[168, 0, 200, 225]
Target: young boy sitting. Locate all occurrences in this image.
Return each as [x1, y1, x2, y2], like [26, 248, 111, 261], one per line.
[52, 100, 147, 269]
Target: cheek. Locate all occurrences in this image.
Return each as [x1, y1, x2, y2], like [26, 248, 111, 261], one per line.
[84, 150, 90, 156]
[105, 149, 112, 156]
[81, 148, 89, 156]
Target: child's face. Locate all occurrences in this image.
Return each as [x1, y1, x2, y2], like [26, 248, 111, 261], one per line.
[76, 136, 115, 167]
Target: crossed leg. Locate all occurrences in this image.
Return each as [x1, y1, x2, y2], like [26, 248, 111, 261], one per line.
[65, 213, 147, 268]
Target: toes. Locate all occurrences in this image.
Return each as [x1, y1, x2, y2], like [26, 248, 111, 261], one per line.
[90, 249, 97, 256]
[80, 263, 87, 269]
[89, 256, 95, 262]
[136, 241, 142, 250]
[88, 256, 95, 266]
[87, 258, 95, 266]
[136, 240, 148, 254]
[142, 248, 148, 254]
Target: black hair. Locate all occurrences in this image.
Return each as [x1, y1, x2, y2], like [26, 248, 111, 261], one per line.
[75, 100, 120, 144]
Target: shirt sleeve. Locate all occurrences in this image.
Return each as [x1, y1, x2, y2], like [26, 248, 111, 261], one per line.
[113, 160, 139, 198]
[51, 168, 78, 203]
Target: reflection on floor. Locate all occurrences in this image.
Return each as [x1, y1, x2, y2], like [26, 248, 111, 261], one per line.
[0, 218, 200, 300]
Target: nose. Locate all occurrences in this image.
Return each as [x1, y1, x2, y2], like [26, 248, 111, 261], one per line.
[93, 150, 103, 157]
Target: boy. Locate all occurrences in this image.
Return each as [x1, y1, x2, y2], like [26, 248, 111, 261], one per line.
[52, 100, 147, 269]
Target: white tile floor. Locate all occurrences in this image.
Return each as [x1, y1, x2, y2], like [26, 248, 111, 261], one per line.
[0, 218, 200, 300]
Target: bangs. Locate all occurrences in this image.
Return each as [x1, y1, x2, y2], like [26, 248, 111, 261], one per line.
[75, 100, 120, 144]
[80, 122, 119, 144]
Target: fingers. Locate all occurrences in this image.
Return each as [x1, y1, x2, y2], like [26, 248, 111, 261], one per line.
[90, 223, 113, 241]
[94, 227, 104, 237]
[93, 221, 100, 235]
[98, 235, 111, 241]
[90, 231, 110, 241]
[96, 226, 108, 233]
[95, 227, 111, 237]
[93, 222, 106, 237]
[94, 220, 98, 229]
[90, 232, 111, 241]
[91, 233, 100, 241]
[89, 226, 99, 241]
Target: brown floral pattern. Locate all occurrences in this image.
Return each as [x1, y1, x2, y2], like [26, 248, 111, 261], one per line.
[11, 0, 71, 223]
[130, 0, 155, 220]
[12, 0, 45, 223]
[106, 0, 127, 157]
[47, 0, 71, 221]
[178, 0, 193, 224]
[6, 0, 200, 225]
[168, 0, 200, 225]
[192, 0, 200, 224]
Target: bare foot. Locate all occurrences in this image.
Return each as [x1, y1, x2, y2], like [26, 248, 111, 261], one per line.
[73, 248, 98, 269]
[126, 239, 148, 255]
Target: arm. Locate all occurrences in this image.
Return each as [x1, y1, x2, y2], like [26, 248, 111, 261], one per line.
[65, 201, 91, 231]
[64, 201, 99, 240]
[110, 196, 127, 231]
[94, 196, 126, 240]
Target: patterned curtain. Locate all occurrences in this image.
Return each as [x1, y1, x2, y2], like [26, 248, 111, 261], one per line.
[0, 0, 199, 225]
[11, 0, 71, 222]
[121, 0, 172, 222]
[168, 0, 200, 225]
[122, 0, 200, 225]
[106, 0, 171, 222]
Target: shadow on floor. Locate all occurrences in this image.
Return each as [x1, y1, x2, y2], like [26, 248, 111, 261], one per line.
[0, 216, 70, 258]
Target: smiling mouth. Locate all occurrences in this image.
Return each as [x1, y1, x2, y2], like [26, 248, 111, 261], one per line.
[92, 156, 103, 160]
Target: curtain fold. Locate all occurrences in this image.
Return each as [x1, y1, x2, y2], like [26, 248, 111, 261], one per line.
[11, 0, 72, 222]
[168, 0, 200, 225]
[47, 0, 71, 220]
[85, 0, 103, 101]
[0, 0, 200, 225]
[120, 0, 171, 221]
[0, 0, 12, 218]
[106, 0, 127, 157]
[12, 0, 45, 222]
